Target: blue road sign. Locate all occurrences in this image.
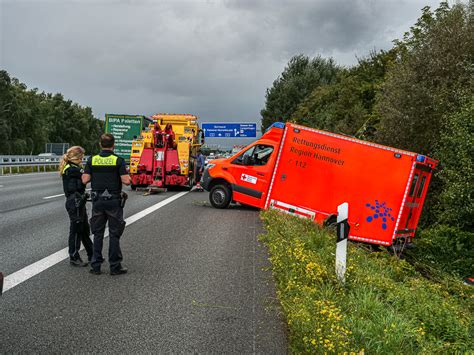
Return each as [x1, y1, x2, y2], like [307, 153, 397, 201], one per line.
[202, 123, 257, 138]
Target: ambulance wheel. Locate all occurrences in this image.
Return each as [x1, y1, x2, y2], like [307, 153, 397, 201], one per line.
[323, 214, 337, 227]
[210, 184, 232, 209]
[131, 184, 137, 191]
[323, 214, 337, 231]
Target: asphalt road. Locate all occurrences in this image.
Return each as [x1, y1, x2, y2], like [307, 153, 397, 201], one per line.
[0, 172, 287, 353]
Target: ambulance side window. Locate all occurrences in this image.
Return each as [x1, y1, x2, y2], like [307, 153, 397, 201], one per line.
[232, 146, 256, 165]
[253, 145, 274, 166]
[417, 176, 426, 198]
[409, 173, 419, 197]
[232, 145, 274, 166]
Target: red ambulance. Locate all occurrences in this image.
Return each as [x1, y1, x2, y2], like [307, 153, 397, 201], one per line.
[201, 122, 438, 247]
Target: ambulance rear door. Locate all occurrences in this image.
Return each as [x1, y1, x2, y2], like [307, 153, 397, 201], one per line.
[396, 160, 434, 239]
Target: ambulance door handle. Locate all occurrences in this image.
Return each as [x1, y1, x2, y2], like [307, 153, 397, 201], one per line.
[257, 172, 265, 176]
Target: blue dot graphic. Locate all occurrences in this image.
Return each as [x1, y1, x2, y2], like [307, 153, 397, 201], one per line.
[365, 201, 394, 231]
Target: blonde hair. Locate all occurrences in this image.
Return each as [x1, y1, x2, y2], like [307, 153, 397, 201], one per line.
[59, 146, 85, 176]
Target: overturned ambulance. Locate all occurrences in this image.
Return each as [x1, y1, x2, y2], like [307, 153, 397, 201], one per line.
[202, 122, 438, 247]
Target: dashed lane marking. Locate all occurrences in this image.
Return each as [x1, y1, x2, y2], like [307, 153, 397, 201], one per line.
[43, 193, 65, 200]
[2, 191, 189, 293]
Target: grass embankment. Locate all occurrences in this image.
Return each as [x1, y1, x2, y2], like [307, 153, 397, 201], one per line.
[260, 211, 473, 354]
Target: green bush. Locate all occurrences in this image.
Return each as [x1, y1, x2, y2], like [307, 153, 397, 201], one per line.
[434, 97, 474, 231]
[260, 211, 473, 354]
[408, 225, 474, 278]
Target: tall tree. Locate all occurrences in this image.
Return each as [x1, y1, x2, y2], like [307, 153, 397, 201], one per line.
[0, 71, 13, 154]
[260, 55, 339, 130]
[291, 50, 396, 138]
[0, 71, 104, 155]
[375, 1, 473, 154]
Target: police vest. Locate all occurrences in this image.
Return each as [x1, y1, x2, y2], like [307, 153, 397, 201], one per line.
[90, 154, 121, 193]
[62, 163, 85, 196]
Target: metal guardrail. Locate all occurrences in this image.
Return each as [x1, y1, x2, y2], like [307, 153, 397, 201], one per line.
[0, 155, 88, 175]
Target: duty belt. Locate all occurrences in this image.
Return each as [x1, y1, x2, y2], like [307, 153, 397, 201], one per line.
[91, 189, 121, 200]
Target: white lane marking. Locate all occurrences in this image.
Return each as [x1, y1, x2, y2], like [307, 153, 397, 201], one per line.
[43, 193, 65, 200]
[3, 191, 189, 293]
[0, 184, 4, 188]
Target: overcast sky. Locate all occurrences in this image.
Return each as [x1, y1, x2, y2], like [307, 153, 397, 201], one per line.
[1, 0, 445, 145]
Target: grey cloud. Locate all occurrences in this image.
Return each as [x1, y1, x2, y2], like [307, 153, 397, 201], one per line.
[1, 0, 444, 146]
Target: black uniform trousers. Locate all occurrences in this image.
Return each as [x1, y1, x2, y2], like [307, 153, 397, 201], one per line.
[89, 198, 126, 272]
[65, 195, 93, 261]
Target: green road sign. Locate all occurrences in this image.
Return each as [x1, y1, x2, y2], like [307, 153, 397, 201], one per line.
[105, 114, 145, 162]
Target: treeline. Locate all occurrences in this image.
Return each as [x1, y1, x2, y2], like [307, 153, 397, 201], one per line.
[261, 1, 473, 275]
[0, 70, 103, 155]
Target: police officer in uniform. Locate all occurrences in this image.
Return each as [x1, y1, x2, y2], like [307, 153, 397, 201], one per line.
[82, 133, 131, 275]
[60, 146, 93, 266]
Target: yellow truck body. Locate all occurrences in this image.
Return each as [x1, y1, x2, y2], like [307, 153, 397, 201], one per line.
[129, 114, 203, 180]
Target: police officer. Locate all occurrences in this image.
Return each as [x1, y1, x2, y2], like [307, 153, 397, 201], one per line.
[82, 133, 131, 275]
[60, 146, 93, 266]
[195, 148, 206, 191]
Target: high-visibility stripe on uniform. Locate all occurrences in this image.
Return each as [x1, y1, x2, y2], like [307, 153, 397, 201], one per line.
[62, 164, 71, 175]
[92, 155, 118, 166]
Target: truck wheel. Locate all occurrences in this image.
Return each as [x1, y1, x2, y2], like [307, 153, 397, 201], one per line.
[210, 184, 232, 209]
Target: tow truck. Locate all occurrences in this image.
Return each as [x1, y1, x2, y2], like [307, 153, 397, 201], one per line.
[129, 114, 204, 191]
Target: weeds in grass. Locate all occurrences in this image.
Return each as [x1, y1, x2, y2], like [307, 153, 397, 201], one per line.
[260, 211, 473, 354]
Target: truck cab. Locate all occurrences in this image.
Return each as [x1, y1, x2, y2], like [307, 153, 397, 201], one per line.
[201, 123, 284, 208]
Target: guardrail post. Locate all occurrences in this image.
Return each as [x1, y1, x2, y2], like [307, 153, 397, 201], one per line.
[336, 202, 350, 284]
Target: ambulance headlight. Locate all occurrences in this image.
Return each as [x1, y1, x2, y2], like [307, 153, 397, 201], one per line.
[206, 164, 215, 170]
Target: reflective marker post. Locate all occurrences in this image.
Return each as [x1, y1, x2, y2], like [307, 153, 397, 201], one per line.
[336, 203, 350, 283]
[0, 272, 4, 295]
